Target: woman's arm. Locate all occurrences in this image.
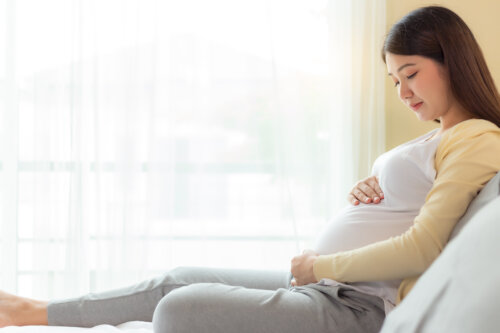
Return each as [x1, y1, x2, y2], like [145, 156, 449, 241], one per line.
[313, 120, 500, 283]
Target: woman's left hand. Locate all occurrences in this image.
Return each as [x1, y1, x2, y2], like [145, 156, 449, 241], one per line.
[290, 249, 319, 286]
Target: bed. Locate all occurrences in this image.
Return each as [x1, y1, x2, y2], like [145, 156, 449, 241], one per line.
[0, 321, 152, 333]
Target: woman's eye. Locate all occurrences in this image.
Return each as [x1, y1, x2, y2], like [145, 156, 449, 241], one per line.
[393, 72, 417, 87]
[407, 72, 417, 79]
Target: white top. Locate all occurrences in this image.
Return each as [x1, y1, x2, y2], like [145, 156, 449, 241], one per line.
[313, 128, 441, 313]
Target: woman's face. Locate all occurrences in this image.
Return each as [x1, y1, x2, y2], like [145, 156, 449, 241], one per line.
[385, 53, 468, 128]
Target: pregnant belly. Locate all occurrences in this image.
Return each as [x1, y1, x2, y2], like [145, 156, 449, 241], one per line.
[314, 204, 418, 255]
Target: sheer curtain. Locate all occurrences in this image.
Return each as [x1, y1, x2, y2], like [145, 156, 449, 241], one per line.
[0, 0, 385, 299]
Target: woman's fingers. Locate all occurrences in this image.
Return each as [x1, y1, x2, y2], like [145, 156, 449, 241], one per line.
[347, 193, 360, 205]
[352, 188, 372, 204]
[348, 176, 384, 205]
[359, 182, 378, 200]
[368, 176, 384, 199]
[290, 250, 319, 286]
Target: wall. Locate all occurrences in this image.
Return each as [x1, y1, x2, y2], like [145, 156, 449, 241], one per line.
[384, 0, 500, 149]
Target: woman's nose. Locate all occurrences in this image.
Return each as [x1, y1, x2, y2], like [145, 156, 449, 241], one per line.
[398, 82, 413, 100]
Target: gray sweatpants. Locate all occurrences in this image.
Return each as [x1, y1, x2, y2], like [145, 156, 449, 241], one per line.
[47, 267, 385, 332]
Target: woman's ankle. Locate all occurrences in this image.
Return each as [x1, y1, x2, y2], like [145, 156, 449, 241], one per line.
[27, 299, 49, 326]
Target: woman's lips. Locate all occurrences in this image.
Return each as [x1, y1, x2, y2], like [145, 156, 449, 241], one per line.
[410, 102, 423, 111]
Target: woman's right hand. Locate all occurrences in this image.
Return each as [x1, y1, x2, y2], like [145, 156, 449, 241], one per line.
[347, 176, 384, 205]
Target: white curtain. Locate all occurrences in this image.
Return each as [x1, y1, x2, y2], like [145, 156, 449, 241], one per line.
[0, 0, 385, 299]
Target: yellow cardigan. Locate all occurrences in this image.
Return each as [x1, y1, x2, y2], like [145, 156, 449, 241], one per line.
[313, 118, 500, 303]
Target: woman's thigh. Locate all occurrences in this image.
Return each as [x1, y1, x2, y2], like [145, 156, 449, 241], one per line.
[153, 282, 385, 333]
[162, 266, 291, 290]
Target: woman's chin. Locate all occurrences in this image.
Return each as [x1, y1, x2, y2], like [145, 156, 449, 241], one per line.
[415, 113, 435, 122]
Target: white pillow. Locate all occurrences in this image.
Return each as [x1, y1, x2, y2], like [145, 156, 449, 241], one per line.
[380, 196, 500, 332]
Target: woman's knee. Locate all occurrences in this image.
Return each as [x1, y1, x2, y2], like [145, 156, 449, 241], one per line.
[154, 266, 193, 292]
[158, 266, 205, 286]
[161, 266, 189, 281]
[152, 285, 199, 333]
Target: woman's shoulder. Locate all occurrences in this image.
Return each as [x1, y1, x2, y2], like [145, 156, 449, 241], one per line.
[436, 118, 500, 163]
[443, 119, 500, 141]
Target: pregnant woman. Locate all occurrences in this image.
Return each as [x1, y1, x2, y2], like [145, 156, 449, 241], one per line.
[2, 6, 500, 333]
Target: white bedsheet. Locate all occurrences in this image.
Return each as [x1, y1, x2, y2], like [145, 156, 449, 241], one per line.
[0, 321, 153, 333]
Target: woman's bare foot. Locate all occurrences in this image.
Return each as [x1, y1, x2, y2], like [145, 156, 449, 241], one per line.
[0, 290, 48, 327]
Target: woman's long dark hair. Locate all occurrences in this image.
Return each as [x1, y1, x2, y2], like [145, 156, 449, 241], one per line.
[382, 6, 500, 127]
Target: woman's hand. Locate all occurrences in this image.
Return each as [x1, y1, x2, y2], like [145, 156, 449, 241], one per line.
[347, 176, 384, 205]
[290, 250, 319, 287]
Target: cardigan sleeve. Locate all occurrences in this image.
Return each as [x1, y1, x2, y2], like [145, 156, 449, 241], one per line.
[313, 119, 500, 283]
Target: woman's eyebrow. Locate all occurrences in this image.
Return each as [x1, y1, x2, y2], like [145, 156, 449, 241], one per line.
[388, 63, 416, 76]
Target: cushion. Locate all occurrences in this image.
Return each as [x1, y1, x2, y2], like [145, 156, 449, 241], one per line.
[448, 171, 500, 240]
[380, 172, 500, 333]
